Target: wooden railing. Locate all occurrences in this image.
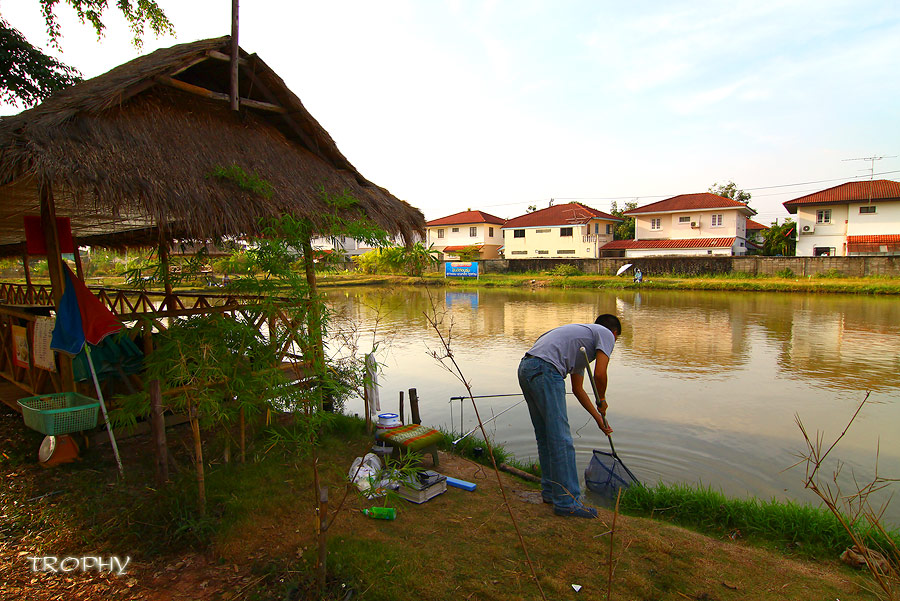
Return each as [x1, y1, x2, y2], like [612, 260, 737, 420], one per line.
[0, 283, 311, 408]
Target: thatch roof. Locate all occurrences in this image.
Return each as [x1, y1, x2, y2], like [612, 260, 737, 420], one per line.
[0, 36, 425, 256]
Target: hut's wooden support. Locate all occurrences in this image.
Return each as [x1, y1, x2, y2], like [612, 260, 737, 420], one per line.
[300, 237, 327, 409]
[154, 76, 286, 113]
[73, 245, 85, 280]
[143, 326, 169, 486]
[21, 254, 32, 304]
[39, 181, 75, 392]
[230, 0, 240, 112]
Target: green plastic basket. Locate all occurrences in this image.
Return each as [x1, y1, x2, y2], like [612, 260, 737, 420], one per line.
[17, 392, 100, 436]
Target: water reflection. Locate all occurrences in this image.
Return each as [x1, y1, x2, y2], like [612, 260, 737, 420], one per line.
[324, 286, 900, 525]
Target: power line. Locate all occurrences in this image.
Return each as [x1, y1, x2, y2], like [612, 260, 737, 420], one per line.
[473, 168, 900, 212]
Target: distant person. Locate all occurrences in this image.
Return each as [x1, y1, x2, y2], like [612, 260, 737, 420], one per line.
[517, 314, 621, 518]
[633, 268, 643, 283]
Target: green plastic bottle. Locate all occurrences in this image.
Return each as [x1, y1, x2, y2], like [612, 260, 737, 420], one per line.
[363, 506, 396, 520]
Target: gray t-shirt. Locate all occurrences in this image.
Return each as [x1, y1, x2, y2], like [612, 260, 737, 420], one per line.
[526, 323, 615, 377]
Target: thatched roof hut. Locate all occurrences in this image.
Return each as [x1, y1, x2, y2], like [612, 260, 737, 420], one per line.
[0, 36, 425, 256]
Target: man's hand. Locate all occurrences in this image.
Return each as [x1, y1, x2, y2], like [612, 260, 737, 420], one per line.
[596, 399, 613, 434]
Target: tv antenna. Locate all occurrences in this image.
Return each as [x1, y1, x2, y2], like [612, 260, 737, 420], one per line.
[842, 155, 897, 203]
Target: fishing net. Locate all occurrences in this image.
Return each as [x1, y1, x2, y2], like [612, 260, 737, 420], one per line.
[584, 449, 639, 500]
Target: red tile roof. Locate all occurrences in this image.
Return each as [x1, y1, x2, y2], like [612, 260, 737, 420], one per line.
[625, 193, 754, 215]
[427, 210, 506, 226]
[441, 244, 484, 252]
[503, 202, 620, 228]
[783, 180, 900, 213]
[846, 234, 900, 253]
[601, 237, 736, 250]
[746, 219, 769, 230]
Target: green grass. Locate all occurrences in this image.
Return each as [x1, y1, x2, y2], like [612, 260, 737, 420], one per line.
[620, 482, 900, 558]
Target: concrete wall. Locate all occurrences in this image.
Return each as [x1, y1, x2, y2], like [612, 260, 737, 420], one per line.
[478, 256, 900, 277]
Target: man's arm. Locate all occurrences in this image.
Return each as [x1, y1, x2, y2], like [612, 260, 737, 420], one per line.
[571, 371, 612, 434]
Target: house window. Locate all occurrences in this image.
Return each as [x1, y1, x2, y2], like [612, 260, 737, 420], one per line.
[606, 224, 612, 235]
[650, 219, 661, 230]
[679, 216, 691, 224]
[536, 228, 550, 233]
[560, 227, 573, 237]
[489, 227, 494, 236]
[536, 250, 548, 255]
[814, 247, 835, 257]
[859, 206, 876, 214]
[511, 250, 527, 255]
[469, 227, 477, 237]
[816, 209, 832, 224]
[557, 250, 576, 254]
[452, 227, 460, 233]
[594, 224, 599, 234]
[437, 229, 445, 239]
[711, 214, 723, 227]
[514, 229, 525, 238]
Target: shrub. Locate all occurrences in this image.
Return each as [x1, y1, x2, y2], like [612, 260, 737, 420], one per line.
[775, 268, 795, 278]
[548, 264, 582, 277]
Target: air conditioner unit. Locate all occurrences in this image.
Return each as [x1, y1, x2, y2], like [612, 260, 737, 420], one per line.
[800, 225, 815, 234]
[690, 221, 698, 228]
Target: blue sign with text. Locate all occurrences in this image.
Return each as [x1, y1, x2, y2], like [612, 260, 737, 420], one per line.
[445, 262, 479, 278]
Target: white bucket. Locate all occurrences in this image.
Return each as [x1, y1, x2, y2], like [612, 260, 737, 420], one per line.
[376, 412, 401, 429]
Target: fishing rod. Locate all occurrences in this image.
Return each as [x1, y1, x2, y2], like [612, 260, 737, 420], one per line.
[451, 398, 526, 446]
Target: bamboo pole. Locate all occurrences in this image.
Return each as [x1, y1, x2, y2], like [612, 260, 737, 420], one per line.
[300, 237, 326, 409]
[316, 485, 328, 591]
[39, 181, 75, 392]
[189, 400, 206, 516]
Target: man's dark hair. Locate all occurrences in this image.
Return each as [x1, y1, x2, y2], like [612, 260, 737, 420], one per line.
[594, 314, 621, 336]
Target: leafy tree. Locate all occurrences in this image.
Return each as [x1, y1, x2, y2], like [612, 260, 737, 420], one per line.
[762, 219, 797, 256]
[526, 204, 537, 213]
[611, 200, 637, 240]
[709, 180, 752, 205]
[1, 1, 174, 106]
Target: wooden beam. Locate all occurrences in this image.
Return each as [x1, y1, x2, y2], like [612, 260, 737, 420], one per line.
[236, 63, 323, 156]
[154, 76, 286, 113]
[207, 50, 247, 65]
[230, 0, 240, 112]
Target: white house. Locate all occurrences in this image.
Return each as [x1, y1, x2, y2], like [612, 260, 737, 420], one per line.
[425, 210, 506, 259]
[601, 193, 756, 257]
[501, 202, 620, 259]
[783, 180, 900, 256]
[310, 233, 419, 259]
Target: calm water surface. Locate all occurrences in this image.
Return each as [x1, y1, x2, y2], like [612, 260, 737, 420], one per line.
[324, 286, 900, 525]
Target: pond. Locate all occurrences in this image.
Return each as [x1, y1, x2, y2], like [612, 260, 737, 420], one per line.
[325, 285, 900, 526]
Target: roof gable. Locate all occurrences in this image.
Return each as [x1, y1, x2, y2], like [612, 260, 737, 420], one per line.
[625, 193, 755, 215]
[426, 210, 506, 226]
[503, 202, 620, 228]
[783, 180, 900, 213]
[0, 36, 425, 253]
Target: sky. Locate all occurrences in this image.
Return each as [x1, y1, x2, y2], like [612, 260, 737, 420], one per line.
[3, 1, 900, 226]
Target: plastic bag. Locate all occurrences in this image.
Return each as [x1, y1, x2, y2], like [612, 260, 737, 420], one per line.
[349, 453, 397, 498]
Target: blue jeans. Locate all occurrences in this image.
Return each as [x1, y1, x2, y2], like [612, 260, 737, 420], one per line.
[518, 355, 580, 508]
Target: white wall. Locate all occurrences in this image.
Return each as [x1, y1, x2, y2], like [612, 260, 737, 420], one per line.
[502, 219, 616, 258]
[625, 247, 735, 258]
[794, 204, 849, 256]
[847, 200, 900, 236]
[634, 209, 746, 240]
[426, 223, 503, 248]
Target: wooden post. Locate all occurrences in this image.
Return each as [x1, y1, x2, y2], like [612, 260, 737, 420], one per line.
[230, 0, 240, 111]
[363, 386, 371, 435]
[149, 379, 169, 485]
[316, 486, 328, 592]
[158, 242, 175, 327]
[300, 237, 327, 409]
[21, 254, 32, 304]
[73, 244, 85, 280]
[409, 388, 421, 425]
[39, 181, 75, 392]
[399, 390, 404, 424]
[143, 326, 169, 486]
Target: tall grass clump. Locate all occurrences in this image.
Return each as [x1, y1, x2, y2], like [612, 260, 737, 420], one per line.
[620, 482, 859, 558]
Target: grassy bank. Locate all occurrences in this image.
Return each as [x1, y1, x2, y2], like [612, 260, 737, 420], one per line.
[313, 270, 900, 294]
[3, 408, 890, 600]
